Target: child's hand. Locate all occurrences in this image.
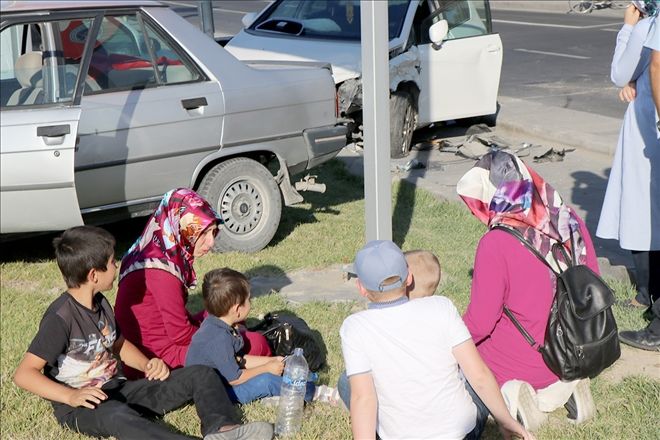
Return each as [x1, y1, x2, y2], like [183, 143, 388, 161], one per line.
[145, 358, 170, 381]
[67, 386, 107, 409]
[267, 357, 285, 376]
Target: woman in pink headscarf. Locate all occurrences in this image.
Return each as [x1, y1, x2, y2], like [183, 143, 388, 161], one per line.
[457, 151, 600, 434]
[115, 188, 270, 378]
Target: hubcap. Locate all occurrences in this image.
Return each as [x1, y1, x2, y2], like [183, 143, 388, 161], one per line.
[220, 180, 262, 235]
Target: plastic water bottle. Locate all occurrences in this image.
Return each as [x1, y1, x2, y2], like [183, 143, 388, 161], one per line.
[275, 348, 308, 437]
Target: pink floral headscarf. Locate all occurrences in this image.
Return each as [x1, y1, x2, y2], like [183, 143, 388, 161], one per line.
[457, 151, 587, 271]
[119, 188, 220, 289]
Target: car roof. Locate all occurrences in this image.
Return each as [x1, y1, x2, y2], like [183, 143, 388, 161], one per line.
[0, 0, 165, 13]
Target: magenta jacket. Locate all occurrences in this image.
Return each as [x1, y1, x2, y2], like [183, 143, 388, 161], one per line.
[463, 219, 599, 389]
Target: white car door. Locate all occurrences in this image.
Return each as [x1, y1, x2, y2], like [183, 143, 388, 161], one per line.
[417, 0, 502, 125]
[0, 20, 83, 233]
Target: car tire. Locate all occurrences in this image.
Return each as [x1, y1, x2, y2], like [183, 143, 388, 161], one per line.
[389, 91, 417, 159]
[197, 157, 282, 253]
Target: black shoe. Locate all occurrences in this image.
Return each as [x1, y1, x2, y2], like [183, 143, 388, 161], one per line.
[618, 328, 660, 351]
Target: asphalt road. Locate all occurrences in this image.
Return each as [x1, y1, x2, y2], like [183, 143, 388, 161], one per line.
[492, 8, 628, 120]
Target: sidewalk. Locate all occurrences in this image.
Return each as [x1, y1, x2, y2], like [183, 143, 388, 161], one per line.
[497, 95, 621, 156]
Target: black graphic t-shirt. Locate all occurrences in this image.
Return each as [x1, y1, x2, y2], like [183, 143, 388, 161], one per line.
[28, 292, 124, 393]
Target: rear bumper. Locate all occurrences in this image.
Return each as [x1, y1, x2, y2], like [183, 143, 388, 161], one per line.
[303, 124, 348, 169]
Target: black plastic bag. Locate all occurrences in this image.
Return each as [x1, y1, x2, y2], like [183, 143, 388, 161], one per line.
[249, 312, 325, 372]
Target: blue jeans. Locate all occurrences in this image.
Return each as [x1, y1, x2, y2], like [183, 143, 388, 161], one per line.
[464, 380, 490, 440]
[226, 373, 316, 404]
[337, 371, 489, 440]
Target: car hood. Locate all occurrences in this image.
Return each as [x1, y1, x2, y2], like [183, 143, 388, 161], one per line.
[227, 31, 363, 84]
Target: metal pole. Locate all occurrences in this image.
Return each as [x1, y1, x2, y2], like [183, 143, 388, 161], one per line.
[199, 0, 215, 38]
[360, 0, 391, 241]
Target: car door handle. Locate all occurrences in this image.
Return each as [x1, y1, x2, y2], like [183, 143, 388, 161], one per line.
[487, 44, 501, 53]
[37, 124, 71, 137]
[181, 97, 208, 110]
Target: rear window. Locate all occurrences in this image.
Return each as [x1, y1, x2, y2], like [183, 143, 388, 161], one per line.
[251, 0, 411, 41]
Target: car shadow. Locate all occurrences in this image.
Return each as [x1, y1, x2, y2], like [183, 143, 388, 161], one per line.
[0, 217, 148, 264]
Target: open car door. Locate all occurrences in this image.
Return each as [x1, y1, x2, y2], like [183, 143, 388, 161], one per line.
[417, 0, 502, 125]
[0, 20, 85, 233]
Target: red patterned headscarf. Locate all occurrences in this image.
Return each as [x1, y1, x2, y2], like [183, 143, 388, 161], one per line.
[119, 188, 220, 289]
[456, 151, 586, 270]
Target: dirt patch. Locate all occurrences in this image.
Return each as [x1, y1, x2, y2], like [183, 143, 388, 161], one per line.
[599, 345, 660, 383]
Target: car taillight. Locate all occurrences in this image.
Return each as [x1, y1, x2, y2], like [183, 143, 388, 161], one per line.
[335, 90, 340, 118]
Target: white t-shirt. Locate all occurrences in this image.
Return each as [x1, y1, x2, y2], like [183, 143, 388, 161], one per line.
[340, 296, 477, 440]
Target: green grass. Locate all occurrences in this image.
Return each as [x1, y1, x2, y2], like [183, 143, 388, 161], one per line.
[1, 159, 657, 439]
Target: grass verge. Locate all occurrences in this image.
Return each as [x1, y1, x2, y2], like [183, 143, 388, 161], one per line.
[1, 159, 656, 439]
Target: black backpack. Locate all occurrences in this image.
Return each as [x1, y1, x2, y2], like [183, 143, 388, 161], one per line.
[248, 312, 326, 372]
[494, 226, 621, 381]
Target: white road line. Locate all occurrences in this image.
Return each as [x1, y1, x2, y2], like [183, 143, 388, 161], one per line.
[163, 0, 248, 14]
[513, 48, 591, 59]
[493, 19, 620, 29]
[521, 89, 618, 100]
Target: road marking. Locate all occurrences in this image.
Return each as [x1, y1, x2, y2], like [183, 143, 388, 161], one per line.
[522, 89, 618, 99]
[514, 48, 591, 59]
[493, 19, 620, 29]
[164, 0, 249, 14]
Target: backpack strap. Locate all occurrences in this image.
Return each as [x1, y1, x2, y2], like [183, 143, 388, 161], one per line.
[503, 305, 542, 352]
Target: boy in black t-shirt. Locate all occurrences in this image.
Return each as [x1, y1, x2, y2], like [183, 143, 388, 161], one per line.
[13, 226, 273, 440]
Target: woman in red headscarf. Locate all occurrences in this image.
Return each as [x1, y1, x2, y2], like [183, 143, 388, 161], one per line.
[115, 188, 270, 377]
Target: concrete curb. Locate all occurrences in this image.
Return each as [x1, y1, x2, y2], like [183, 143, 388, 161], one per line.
[497, 95, 620, 156]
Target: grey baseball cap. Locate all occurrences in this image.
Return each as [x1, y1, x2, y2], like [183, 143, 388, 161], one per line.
[354, 240, 408, 292]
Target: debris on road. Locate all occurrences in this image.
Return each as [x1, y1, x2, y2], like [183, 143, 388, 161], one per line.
[533, 147, 576, 163]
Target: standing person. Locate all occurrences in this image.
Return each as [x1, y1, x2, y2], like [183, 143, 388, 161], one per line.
[13, 226, 273, 440]
[115, 188, 270, 377]
[618, 6, 660, 351]
[597, 2, 660, 309]
[457, 151, 600, 432]
[340, 240, 534, 440]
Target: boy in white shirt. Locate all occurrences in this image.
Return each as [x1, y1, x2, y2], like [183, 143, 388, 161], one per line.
[340, 240, 534, 440]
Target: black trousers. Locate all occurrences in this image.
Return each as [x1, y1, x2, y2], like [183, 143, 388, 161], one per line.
[57, 365, 238, 440]
[631, 250, 660, 305]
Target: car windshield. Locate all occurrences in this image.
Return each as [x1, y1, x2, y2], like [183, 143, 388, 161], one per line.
[251, 0, 411, 41]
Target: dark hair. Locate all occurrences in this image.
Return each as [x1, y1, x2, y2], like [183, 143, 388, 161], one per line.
[53, 226, 116, 288]
[203, 268, 250, 317]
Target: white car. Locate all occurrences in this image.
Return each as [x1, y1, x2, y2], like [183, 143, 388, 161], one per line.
[0, 0, 346, 252]
[227, 0, 503, 158]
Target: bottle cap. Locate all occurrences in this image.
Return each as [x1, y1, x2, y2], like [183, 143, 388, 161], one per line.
[294, 347, 304, 356]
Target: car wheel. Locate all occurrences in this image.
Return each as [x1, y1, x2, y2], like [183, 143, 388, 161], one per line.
[389, 91, 417, 159]
[197, 157, 282, 253]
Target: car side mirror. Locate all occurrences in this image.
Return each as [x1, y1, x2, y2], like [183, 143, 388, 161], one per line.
[429, 19, 448, 45]
[242, 12, 257, 28]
